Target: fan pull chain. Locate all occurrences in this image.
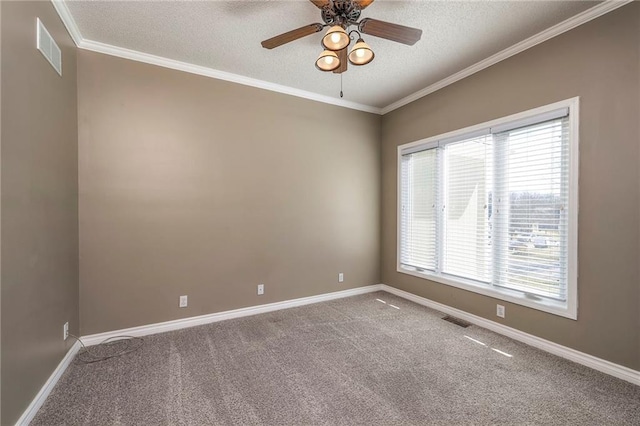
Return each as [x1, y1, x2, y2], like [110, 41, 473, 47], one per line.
[340, 74, 343, 98]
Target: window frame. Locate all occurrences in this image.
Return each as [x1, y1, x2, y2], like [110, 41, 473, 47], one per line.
[396, 98, 579, 320]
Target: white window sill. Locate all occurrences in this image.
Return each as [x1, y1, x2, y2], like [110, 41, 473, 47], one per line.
[397, 265, 577, 320]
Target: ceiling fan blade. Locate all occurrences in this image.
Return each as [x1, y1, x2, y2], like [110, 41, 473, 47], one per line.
[354, 0, 375, 9]
[333, 47, 348, 74]
[309, 0, 330, 9]
[358, 18, 422, 45]
[261, 24, 324, 49]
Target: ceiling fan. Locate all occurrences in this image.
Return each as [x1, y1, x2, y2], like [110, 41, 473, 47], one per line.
[261, 0, 422, 74]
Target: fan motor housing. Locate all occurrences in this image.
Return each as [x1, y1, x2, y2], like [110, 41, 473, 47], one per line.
[321, 0, 362, 27]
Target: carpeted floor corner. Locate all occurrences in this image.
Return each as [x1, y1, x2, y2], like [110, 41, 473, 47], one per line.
[32, 291, 640, 425]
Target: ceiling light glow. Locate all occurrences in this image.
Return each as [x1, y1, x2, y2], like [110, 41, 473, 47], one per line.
[315, 49, 340, 71]
[322, 25, 349, 51]
[348, 38, 374, 66]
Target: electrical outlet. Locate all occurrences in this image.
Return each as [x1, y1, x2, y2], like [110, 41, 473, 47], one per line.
[338, 273, 344, 283]
[496, 304, 505, 318]
[257, 284, 264, 295]
[63, 322, 69, 340]
[179, 295, 188, 308]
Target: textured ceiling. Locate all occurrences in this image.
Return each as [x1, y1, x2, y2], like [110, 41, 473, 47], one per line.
[65, 0, 599, 109]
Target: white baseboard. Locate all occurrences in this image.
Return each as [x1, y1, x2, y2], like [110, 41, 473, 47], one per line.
[380, 284, 640, 386]
[18, 283, 638, 425]
[16, 341, 81, 426]
[81, 284, 384, 346]
[18, 285, 383, 424]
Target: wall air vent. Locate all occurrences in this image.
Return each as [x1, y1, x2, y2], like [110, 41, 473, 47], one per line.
[36, 18, 62, 76]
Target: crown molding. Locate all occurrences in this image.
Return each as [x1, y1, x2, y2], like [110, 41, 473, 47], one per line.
[50, 0, 82, 46]
[48, 0, 380, 114]
[381, 0, 633, 115]
[51, 0, 631, 116]
[78, 39, 382, 114]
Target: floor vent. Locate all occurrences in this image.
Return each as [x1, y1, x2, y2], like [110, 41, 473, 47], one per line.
[442, 315, 471, 328]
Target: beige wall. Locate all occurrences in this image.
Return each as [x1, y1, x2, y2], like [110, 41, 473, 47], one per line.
[78, 50, 381, 335]
[1, 1, 79, 424]
[1, 3, 637, 422]
[382, 3, 640, 370]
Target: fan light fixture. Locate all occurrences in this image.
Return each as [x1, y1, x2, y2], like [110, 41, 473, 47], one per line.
[322, 25, 349, 51]
[316, 30, 374, 72]
[261, 0, 423, 78]
[315, 50, 341, 71]
[348, 38, 374, 65]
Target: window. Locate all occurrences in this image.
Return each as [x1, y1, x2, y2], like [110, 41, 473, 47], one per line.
[398, 98, 578, 319]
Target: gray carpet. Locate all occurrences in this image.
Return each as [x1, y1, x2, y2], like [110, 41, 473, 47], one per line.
[33, 292, 640, 425]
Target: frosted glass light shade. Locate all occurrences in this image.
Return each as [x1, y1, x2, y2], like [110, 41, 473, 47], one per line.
[315, 50, 340, 71]
[322, 26, 349, 51]
[348, 38, 374, 66]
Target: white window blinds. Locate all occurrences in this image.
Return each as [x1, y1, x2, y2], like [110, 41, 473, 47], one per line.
[442, 135, 493, 283]
[400, 149, 438, 271]
[398, 101, 576, 314]
[493, 117, 570, 300]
